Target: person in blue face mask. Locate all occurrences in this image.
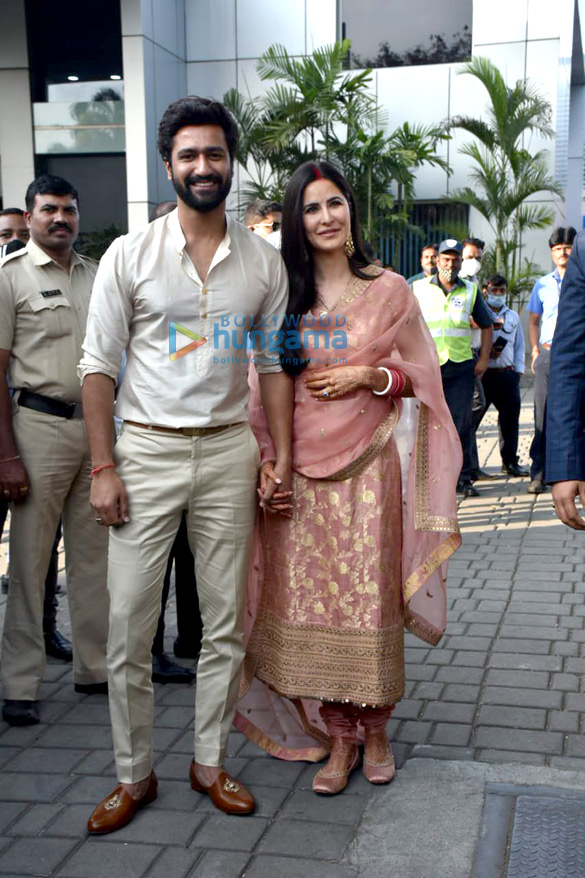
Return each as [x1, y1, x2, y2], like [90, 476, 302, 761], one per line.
[475, 275, 529, 477]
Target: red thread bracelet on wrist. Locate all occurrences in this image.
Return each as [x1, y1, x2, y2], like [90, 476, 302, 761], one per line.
[389, 368, 406, 396]
[90, 463, 116, 478]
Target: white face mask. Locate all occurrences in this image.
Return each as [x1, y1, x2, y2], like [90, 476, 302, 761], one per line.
[460, 257, 481, 278]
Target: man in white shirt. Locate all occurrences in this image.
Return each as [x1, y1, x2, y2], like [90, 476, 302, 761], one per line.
[80, 96, 292, 833]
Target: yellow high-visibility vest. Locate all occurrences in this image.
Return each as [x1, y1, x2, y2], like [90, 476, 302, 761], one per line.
[412, 275, 477, 365]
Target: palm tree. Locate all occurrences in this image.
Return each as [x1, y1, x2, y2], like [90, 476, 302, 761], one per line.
[449, 56, 562, 301]
[224, 41, 448, 246]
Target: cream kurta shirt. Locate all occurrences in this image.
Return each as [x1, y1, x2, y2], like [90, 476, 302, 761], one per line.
[0, 238, 97, 403]
[78, 209, 289, 428]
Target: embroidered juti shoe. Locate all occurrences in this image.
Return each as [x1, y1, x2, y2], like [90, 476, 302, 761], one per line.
[189, 760, 255, 814]
[312, 739, 361, 795]
[363, 732, 395, 784]
[87, 771, 158, 835]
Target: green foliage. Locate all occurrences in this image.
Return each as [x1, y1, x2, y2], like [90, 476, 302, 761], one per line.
[224, 41, 449, 243]
[449, 56, 562, 303]
[77, 224, 123, 261]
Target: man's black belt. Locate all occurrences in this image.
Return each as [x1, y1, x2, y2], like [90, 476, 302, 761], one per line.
[18, 389, 83, 420]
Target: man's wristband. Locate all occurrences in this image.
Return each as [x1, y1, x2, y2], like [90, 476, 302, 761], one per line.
[90, 463, 116, 478]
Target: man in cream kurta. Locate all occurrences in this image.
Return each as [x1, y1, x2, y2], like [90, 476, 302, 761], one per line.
[81, 97, 292, 834]
[0, 174, 109, 727]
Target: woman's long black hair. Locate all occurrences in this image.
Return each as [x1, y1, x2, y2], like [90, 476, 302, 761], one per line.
[280, 160, 374, 376]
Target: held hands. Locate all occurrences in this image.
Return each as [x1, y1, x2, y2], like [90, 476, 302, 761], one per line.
[552, 481, 585, 530]
[258, 461, 292, 517]
[90, 468, 130, 527]
[305, 365, 377, 400]
[0, 457, 30, 503]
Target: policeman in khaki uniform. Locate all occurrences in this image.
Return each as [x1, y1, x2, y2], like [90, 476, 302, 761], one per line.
[412, 238, 493, 498]
[0, 174, 108, 726]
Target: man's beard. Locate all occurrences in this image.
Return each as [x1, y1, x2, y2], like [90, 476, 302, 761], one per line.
[171, 171, 232, 213]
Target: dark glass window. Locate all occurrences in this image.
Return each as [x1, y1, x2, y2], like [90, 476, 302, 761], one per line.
[25, 0, 122, 102]
[340, 0, 472, 69]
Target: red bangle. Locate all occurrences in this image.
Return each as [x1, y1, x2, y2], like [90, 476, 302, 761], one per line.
[90, 463, 116, 478]
[390, 368, 406, 396]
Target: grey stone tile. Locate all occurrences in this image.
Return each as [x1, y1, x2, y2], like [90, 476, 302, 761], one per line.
[491, 639, 551, 654]
[548, 711, 579, 733]
[442, 684, 481, 702]
[170, 730, 193, 754]
[72, 750, 116, 776]
[189, 850, 250, 878]
[245, 855, 358, 878]
[277, 789, 366, 825]
[474, 727, 563, 754]
[0, 837, 77, 875]
[57, 839, 160, 877]
[240, 758, 305, 788]
[258, 818, 354, 859]
[392, 699, 423, 720]
[0, 772, 70, 802]
[422, 702, 475, 723]
[152, 752, 192, 780]
[60, 774, 118, 804]
[451, 651, 486, 667]
[8, 803, 63, 836]
[396, 721, 431, 744]
[0, 748, 20, 769]
[435, 666, 484, 684]
[43, 804, 92, 838]
[410, 745, 474, 760]
[155, 707, 194, 728]
[153, 725, 184, 752]
[488, 653, 562, 672]
[480, 686, 562, 709]
[151, 779, 200, 813]
[476, 705, 546, 730]
[107, 808, 204, 845]
[0, 802, 27, 833]
[191, 815, 269, 851]
[476, 749, 546, 766]
[431, 724, 471, 746]
[146, 847, 200, 878]
[34, 723, 113, 750]
[484, 669, 550, 689]
[3, 747, 87, 774]
[59, 704, 111, 725]
[0, 723, 45, 747]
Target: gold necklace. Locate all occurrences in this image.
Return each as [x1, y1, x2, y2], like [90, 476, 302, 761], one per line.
[315, 275, 355, 315]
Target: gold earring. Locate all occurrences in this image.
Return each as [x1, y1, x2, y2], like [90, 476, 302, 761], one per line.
[344, 231, 355, 258]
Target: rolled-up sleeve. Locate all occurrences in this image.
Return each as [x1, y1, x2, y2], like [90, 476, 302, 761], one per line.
[78, 237, 132, 384]
[252, 252, 289, 373]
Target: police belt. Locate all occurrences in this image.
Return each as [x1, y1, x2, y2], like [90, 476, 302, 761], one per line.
[18, 389, 83, 420]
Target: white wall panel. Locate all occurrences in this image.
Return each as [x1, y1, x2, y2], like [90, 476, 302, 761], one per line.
[121, 0, 154, 40]
[472, 42, 527, 85]
[527, 0, 566, 40]
[374, 64, 451, 133]
[473, 0, 528, 45]
[305, 0, 337, 52]
[187, 60, 238, 100]
[236, 58, 273, 98]
[236, 0, 305, 58]
[186, 0, 237, 62]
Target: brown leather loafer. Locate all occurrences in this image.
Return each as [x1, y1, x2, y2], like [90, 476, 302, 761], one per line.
[87, 771, 158, 835]
[189, 760, 255, 815]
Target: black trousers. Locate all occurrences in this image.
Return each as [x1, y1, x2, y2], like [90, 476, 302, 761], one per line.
[529, 347, 550, 481]
[152, 512, 203, 656]
[478, 369, 521, 467]
[441, 359, 475, 483]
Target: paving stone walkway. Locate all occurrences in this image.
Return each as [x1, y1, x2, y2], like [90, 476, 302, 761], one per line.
[0, 385, 583, 877]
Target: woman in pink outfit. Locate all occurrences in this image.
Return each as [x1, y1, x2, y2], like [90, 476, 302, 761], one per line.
[236, 160, 461, 794]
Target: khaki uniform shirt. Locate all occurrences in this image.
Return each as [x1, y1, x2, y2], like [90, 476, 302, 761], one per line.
[0, 238, 97, 403]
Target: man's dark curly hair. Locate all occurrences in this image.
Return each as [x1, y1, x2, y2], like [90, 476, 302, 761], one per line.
[157, 96, 239, 163]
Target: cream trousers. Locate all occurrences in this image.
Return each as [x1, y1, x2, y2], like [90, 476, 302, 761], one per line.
[2, 406, 109, 699]
[108, 422, 259, 783]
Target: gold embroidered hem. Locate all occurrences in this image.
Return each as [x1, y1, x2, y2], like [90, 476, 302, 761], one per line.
[414, 403, 460, 533]
[249, 610, 404, 707]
